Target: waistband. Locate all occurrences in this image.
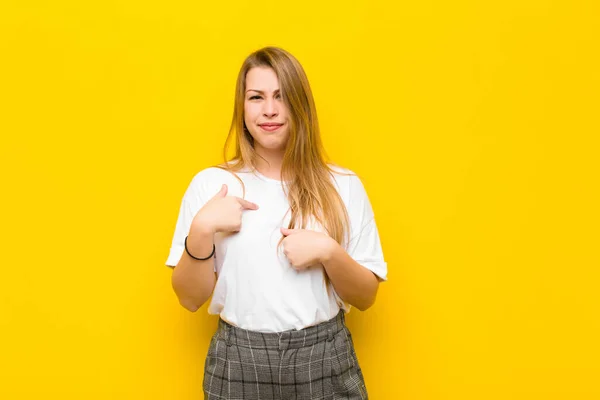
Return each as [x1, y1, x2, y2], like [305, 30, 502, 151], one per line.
[215, 310, 347, 351]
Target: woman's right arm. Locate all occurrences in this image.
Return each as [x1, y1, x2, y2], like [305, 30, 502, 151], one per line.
[171, 222, 217, 312]
[169, 183, 258, 312]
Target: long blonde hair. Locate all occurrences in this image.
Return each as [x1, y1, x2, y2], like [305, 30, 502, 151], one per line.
[215, 46, 351, 250]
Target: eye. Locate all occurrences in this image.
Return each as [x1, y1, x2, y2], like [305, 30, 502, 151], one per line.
[249, 95, 261, 100]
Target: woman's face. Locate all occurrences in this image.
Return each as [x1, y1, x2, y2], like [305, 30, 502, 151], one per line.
[244, 67, 290, 154]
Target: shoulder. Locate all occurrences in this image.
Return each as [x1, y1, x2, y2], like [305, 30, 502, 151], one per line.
[191, 161, 248, 182]
[188, 164, 246, 199]
[327, 165, 377, 229]
[327, 163, 365, 192]
[191, 166, 232, 182]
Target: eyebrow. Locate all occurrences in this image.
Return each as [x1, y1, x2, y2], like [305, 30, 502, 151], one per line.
[246, 89, 280, 94]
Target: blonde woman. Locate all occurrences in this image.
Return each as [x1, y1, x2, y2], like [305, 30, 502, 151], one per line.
[166, 46, 387, 400]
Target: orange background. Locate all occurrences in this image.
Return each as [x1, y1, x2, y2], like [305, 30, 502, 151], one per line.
[1, 1, 599, 399]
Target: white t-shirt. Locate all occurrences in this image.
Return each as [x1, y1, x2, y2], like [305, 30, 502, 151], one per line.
[165, 165, 387, 332]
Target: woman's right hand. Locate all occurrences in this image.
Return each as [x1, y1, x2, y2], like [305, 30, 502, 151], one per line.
[191, 184, 259, 234]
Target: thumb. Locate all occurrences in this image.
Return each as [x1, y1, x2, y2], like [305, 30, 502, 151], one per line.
[281, 227, 300, 236]
[215, 184, 228, 198]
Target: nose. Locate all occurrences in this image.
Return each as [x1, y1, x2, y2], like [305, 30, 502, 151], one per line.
[262, 97, 278, 118]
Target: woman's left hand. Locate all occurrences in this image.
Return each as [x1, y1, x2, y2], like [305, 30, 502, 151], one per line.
[280, 227, 337, 271]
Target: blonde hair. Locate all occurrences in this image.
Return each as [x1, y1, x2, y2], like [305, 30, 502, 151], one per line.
[215, 46, 351, 250]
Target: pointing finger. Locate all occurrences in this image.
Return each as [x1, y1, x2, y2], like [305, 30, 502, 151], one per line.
[235, 197, 259, 210]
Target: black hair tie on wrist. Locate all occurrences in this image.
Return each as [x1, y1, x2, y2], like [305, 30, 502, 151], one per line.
[184, 236, 215, 261]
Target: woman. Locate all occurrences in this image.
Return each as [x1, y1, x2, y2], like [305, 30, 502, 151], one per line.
[165, 46, 387, 400]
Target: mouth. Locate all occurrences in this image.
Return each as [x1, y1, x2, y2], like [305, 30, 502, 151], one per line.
[259, 123, 284, 132]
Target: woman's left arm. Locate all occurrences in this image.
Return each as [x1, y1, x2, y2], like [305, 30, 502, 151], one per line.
[321, 240, 381, 311]
[280, 227, 382, 311]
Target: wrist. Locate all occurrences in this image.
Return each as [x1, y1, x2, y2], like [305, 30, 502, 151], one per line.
[193, 214, 216, 235]
[186, 228, 215, 261]
[320, 236, 339, 264]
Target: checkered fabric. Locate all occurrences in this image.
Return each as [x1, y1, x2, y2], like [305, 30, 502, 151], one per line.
[203, 310, 368, 399]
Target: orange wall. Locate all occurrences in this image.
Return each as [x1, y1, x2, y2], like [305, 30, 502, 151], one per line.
[1, 1, 599, 399]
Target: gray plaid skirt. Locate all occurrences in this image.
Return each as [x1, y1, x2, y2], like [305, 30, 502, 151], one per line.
[203, 310, 368, 399]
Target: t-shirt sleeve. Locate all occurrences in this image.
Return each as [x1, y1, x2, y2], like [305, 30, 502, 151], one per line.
[345, 174, 388, 281]
[165, 172, 213, 269]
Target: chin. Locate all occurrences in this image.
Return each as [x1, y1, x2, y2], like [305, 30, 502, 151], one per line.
[256, 139, 287, 152]
[251, 132, 289, 152]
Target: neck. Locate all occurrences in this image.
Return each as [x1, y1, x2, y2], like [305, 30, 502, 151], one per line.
[253, 145, 285, 180]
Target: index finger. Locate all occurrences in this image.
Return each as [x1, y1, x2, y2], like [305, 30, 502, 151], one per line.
[234, 197, 259, 210]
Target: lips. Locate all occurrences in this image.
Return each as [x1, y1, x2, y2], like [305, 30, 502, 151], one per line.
[259, 123, 283, 132]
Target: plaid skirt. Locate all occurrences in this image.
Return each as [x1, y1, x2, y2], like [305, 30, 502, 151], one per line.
[203, 310, 368, 399]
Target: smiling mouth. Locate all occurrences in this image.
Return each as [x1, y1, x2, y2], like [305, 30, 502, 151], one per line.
[259, 124, 283, 131]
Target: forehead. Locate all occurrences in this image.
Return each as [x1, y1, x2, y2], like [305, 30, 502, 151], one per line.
[245, 67, 280, 91]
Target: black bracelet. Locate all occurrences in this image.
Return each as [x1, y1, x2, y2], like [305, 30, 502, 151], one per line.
[184, 236, 215, 261]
